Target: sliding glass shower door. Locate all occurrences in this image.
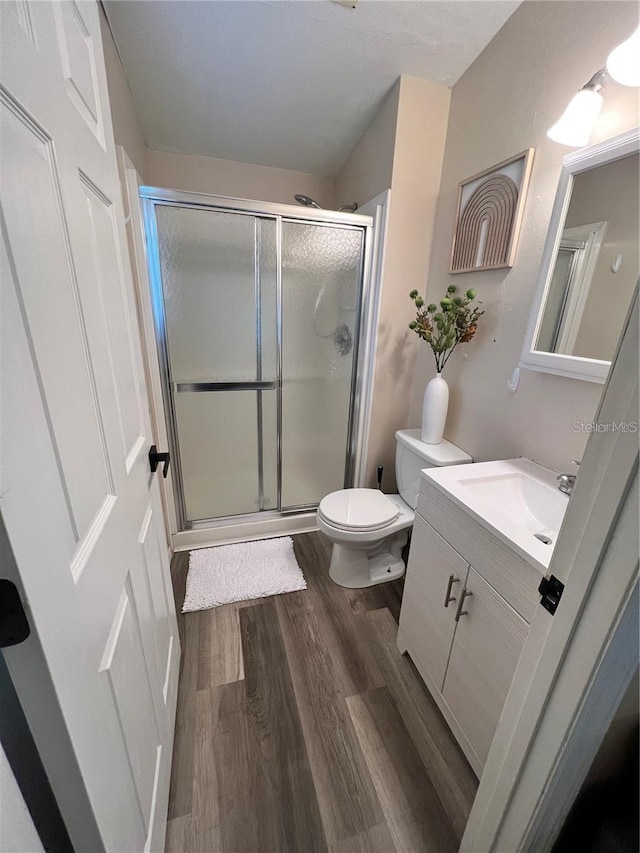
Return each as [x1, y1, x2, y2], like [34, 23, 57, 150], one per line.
[280, 222, 363, 508]
[143, 191, 367, 529]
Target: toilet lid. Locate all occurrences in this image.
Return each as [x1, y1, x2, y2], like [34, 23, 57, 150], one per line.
[318, 489, 399, 531]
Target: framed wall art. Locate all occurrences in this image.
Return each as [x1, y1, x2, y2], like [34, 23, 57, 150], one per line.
[450, 148, 534, 274]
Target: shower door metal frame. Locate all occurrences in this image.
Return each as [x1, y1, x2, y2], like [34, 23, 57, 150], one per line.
[140, 187, 374, 533]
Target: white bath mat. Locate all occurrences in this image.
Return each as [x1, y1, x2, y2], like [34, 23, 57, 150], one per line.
[182, 536, 307, 612]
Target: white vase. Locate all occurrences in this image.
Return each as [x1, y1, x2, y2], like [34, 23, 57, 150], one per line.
[421, 372, 449, 445]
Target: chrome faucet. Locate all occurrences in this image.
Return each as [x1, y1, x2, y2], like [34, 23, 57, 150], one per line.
[557, 460, 580, 496]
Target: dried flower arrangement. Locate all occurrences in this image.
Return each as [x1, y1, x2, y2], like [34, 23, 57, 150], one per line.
[409, 285, 484, 373]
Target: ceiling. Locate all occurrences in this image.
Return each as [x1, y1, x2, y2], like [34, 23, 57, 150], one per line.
[104, 0, 520, 177]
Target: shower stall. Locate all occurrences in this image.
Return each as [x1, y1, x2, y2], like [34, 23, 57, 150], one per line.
[140, 188, 374, 537]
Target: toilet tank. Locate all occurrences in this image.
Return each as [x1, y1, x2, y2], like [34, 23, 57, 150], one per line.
[395, 429, 472, 509]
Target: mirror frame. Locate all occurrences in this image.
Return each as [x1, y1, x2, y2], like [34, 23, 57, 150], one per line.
[520, 127, 640, 384]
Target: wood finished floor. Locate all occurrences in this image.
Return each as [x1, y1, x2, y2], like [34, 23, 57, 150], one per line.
[166, 531, 478, 853]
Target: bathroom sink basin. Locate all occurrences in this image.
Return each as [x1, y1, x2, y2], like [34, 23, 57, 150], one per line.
[423, 458, 569, 571]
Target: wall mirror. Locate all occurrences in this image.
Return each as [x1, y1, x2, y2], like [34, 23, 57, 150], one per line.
[521, 128, 639, 383]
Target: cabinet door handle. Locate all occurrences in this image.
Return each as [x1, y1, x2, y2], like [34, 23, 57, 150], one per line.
[444, 574, 459, 607]
[455, 588, 473, 622]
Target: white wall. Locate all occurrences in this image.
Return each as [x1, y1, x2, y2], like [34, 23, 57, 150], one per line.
[99, 8, 148, 181]
[0, 744, 43, 853]
[147, 149, 336, 208]
[408, 0, 640, 473]
[336, 81, 400, 209]
[336, 76, 451, 487]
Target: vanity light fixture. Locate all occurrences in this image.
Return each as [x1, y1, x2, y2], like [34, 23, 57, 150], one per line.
[607, 27, 640, 87]
[547, 69, 607, 148]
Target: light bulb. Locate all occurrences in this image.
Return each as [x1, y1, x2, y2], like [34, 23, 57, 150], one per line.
[547, 90, 604, 147]
[547, 70, 607, 147]
[607, 27, 640, 87]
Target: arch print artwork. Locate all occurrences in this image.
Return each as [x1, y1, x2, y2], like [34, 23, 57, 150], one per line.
[450, 149, 534, 273]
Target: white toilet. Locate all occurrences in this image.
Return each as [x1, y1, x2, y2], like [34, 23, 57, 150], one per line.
[317, 429, 472, 588]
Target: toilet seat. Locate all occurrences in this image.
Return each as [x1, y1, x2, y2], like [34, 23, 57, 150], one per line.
[318, 430, 472, 589]
[318, 488, 400, 532]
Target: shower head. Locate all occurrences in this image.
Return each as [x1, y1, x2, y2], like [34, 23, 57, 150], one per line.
[294, 194, 322, 208]
[294, 194, 358, 213]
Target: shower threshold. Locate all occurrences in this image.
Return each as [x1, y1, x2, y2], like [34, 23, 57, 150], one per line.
[172, 508, 319, 552]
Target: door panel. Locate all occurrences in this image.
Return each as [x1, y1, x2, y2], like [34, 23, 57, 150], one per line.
[174, 388, 278, 519]
[151, 204, 279, 522]
[81, 175, 145, 463]
[281, 221, 362, 507]
[99, 578, 160, 830]
[157, 206, 277, 383]
[137, 494, 177, 711]
[1, 95, 116, 539]
[7, 1, 36, 44]
[52, 0, 104, 143]
[442, 567, 528, 767]
[398, 515, 468, 692]
[0, 3, 179, 850]
[131, 503, 168, 723]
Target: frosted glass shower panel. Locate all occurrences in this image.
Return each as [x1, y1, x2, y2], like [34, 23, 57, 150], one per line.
[175, 390, 277, 520]
[156, 206, 276, 382]
[281, 222, 363, 508]
[147, 193, 367, 527]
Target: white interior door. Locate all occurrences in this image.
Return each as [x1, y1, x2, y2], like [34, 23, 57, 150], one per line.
[0, 2, 180, 850]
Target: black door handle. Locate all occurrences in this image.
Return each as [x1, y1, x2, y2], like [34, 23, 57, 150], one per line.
[149, 445, 170, 478]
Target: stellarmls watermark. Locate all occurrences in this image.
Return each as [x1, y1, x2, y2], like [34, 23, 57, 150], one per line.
[573, 420, 638, 433]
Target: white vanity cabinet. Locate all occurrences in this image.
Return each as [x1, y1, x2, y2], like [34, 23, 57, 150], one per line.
[396, 518, 468, 692]
[398, 476, 541, 776]
[441, 567, 529, 768]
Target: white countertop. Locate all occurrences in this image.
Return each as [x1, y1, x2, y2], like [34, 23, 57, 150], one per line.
[422, 458, 569, 573]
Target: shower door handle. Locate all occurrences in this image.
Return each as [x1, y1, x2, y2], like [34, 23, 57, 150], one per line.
[175, 381, 277, 393]
[149, 445, 170, 478]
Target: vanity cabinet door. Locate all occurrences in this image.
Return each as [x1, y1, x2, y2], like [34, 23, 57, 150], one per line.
[442, 567, 528, 767]
[398, 514, 469, 692]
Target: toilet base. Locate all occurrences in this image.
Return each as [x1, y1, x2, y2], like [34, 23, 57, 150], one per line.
[328, 530, 408, 589]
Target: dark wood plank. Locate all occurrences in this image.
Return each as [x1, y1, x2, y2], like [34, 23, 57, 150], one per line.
[190, 679, 283, 853]
[196, 680, 257, 853]
[240, 600, 327, 852]
[364, 607, 478, 842]
[293, 533, 385, 696]
[167, 610, 200, 819]
[276, 588, 384, 844]
[329, 822, 397, 853]
[188, 684, 221, 851]
[165, 815, 189, 853]
[347, 685, 458, 853]
[345, 577, 404, 622]
[169, 550, 189, 647]
[197, 604, 243, 689]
